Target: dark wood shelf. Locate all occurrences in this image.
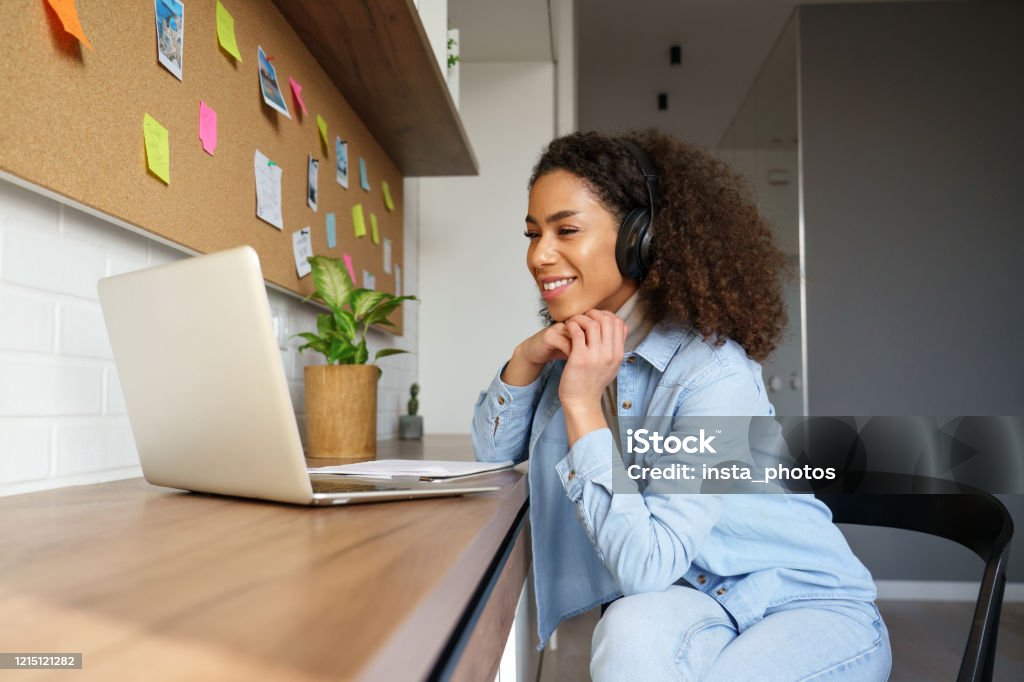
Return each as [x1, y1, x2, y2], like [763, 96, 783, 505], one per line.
[272, 0, 478, 177]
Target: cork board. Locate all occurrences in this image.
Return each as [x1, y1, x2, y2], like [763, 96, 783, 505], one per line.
[0, 0, 406, 334]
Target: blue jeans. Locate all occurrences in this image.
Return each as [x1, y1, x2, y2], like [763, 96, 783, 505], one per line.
[591, 585, 891, 681]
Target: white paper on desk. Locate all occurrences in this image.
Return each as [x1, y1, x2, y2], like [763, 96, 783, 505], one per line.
[308, 459, 514, 480]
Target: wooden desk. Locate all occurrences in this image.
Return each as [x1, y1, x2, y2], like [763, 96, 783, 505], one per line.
[0, 435, 531, 681]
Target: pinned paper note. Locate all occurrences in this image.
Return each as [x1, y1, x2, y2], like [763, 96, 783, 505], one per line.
[342, 253, 356, 284]
[382, 181, 395, 211]
[316, 115, 328, 150]
[46, 0, 93, 50]
[395, 264, 402, 297]
[155, 0, 185, 80]
[383, 238, 392, 274]
[335, 137, 349, 189]
[352, 204, 366, 237]
[198, 101, 217, 155]
[293, 227, 313, 278]
[254, 150, 283, 229]
[370, 213, 380, 245]
[307, 155, 319, 211]
[143, 113, 170, 184]
[288, 77, 307, 116]
[359, 157, 370, 191]
[326, 212, 336, 248]
[215, 0, 241, 61]
[362, 270, 376, 290]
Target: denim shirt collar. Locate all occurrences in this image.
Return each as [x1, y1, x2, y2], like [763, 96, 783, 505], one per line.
[631, 319, 693, 372]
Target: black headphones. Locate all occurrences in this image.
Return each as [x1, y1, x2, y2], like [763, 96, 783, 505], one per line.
[615, 139, 659, 280]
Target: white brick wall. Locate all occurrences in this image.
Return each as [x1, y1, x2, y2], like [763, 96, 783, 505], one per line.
[0, 177, 419, 497]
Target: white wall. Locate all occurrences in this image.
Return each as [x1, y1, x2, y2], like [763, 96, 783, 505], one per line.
[418, 62, 556, 434]
[0, 178, 419, 497]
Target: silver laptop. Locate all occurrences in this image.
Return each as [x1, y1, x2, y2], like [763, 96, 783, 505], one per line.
[97, 245, 499, 505]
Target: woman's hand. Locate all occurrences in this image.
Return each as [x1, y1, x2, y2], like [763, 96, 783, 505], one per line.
[501, 323, 573, 387]
[516, 322, 573, 366]
[559, 309, 627, 410]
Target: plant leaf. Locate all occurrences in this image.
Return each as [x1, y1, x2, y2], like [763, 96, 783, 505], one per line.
[351, 289, 391, 321]
[309, 255, 353, 312]
[373, 348, 409, 362]
[333, 310, 358, 340]
[316, 312, 336, 337]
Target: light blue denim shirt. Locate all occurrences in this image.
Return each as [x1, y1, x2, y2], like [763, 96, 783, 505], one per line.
[472, 319, 878, 652]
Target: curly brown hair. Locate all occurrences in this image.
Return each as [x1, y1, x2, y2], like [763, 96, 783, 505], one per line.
[528, 128, 793, 363]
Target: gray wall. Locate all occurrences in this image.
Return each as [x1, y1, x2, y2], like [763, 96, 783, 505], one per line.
[800, 1, 1024, 581]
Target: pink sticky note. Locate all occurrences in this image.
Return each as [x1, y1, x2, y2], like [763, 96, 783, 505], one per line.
[288, 77, 308, 117]
[342, 253, 356, 283]
[199, 101, 218, 155]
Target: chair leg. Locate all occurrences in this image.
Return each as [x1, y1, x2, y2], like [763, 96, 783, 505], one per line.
[981, 577, 1007, 682]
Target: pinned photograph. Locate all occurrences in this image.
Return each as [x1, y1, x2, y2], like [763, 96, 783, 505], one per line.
[257, 45, 291, 119]
[335, 137, 349, 189]
[307, 155, 319, 211]
[154, 0, 184, 81]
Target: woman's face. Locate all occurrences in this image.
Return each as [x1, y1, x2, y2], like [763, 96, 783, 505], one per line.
[525, 170, 637, 322]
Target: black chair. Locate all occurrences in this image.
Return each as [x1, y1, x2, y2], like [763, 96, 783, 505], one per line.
[814, 473, 1014, 682]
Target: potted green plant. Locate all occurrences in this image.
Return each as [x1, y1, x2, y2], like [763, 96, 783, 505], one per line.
[295, 255, 418, 460]
[399, 383, 423, 440]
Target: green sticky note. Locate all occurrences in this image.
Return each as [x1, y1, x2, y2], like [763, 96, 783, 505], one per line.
[216, 1, 242, 62]
[352, 204, 366, 237]
[382, 181, 394, 211]
[143, 113, 170, 184]
[316, 114, 328, 149]
[370, 213, 379, 244]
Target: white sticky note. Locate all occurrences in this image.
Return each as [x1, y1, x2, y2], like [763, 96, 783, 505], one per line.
[383, 238, 392, 274]
[293, 227, 313, 277]
[254, 150, 283, 230]
[362, 269, 376, 290]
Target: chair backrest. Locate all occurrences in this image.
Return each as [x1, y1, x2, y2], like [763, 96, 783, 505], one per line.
[814, 472, 1014, 682]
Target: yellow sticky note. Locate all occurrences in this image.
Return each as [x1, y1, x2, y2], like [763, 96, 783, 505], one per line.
[216, 1, 242, 61]
[143, 113, 170, 184]
[382, 181, 394, 212]
[46, 0, 93, 50]
[316, 115, 328, 149]
[352, 204, 366, 238]
[370, 213, 380, 244]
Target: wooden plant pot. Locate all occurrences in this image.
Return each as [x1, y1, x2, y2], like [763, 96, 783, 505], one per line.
[304, 364, 377, 461]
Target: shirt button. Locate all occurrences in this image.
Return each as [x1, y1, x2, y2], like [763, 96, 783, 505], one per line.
[497, 396, 505, 405]
[716, 587, 727, 596]
[621, 400, 632, 409]
[697, 575, 706, 585]
[626, 357, 636, 363]
[568, 469, 576, 481]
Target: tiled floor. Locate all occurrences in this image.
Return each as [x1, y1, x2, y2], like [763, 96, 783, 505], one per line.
[538, 601, 1024, 681]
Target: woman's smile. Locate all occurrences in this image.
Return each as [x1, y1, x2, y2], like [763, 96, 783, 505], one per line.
[540, 276, 578, 299]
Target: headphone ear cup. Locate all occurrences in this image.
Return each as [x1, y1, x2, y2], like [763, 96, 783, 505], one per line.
[616, 208, 651, 280]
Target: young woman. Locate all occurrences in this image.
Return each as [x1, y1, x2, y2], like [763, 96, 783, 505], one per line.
[471, 129, 892, 680]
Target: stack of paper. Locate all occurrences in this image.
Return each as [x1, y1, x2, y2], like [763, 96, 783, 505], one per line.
[308, 459, 514, 481]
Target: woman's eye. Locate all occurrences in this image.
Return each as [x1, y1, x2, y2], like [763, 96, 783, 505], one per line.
[523, 231, 538, 239]
[559, 228, 579, 235]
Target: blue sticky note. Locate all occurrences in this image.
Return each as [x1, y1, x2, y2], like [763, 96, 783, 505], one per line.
[359, 157, 370, 191]
[326, 212, 337, 248]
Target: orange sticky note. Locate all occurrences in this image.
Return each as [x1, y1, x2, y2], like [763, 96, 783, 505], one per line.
[46, 0, 93, 50]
